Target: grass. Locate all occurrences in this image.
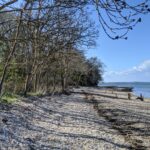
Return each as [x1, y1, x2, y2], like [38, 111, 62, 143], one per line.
[0, 92, 19, 104]
[27, 91, 44, 97]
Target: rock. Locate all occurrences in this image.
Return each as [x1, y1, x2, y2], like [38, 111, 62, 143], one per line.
[2, 118, 8, 124]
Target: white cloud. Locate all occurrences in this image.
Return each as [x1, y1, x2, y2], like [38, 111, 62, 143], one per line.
[132, 60, 150, 72]
[104, 60, 150, 82]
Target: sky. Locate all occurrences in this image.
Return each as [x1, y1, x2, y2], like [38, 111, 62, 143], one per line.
[86, 11, 150, 82]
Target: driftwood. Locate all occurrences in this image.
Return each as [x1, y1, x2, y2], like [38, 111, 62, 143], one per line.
[136, 94, 144, 101]
[128, 93, 131, 100]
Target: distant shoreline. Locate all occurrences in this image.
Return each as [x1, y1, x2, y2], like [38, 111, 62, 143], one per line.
[99, 82, 150, 99]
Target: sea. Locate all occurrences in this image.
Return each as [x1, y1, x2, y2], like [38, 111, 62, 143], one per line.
[99, 82, 150, 98]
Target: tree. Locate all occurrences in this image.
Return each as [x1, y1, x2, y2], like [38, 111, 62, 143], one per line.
[76, 57, 104, 86]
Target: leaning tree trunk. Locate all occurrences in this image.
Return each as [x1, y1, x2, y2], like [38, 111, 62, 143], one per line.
[0, 2, 29, 95]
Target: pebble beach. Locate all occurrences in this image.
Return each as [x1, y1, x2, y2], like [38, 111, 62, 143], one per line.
[0, 87, 150, 150]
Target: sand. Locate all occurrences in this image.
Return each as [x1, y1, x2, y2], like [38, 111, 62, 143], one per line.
[0, 87, 149, 149]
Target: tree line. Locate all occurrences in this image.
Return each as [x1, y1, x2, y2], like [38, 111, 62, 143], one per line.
[0, 0, 149, 95]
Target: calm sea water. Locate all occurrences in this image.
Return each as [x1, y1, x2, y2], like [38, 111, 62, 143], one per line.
[99, 82, 150, 98]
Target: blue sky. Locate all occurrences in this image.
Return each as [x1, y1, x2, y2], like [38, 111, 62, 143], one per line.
[86, 12, 150, 82]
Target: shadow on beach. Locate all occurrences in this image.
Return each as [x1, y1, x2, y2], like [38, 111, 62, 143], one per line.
[0, 87, 149, 149]
[0, 94, 133, 149]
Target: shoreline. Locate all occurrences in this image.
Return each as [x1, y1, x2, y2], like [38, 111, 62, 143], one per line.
[98, 86, 150, 102]
[99, 82, 150, 99]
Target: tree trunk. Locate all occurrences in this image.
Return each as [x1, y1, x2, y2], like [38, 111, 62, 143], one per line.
[0, 2, 29, 95]
[33, 74, 37, 92]
[0, 63, 9, 94]
[52, 75, 56, 94]
[24, 74, 30, 96]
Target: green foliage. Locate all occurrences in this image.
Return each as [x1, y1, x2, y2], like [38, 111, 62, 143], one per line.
[28, 91, 44, 97]
[72, 57, 104, 87]
[0, 92, 19, 104]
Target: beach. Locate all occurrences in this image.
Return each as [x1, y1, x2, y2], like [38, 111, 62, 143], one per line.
[0, 87, 150, 149]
